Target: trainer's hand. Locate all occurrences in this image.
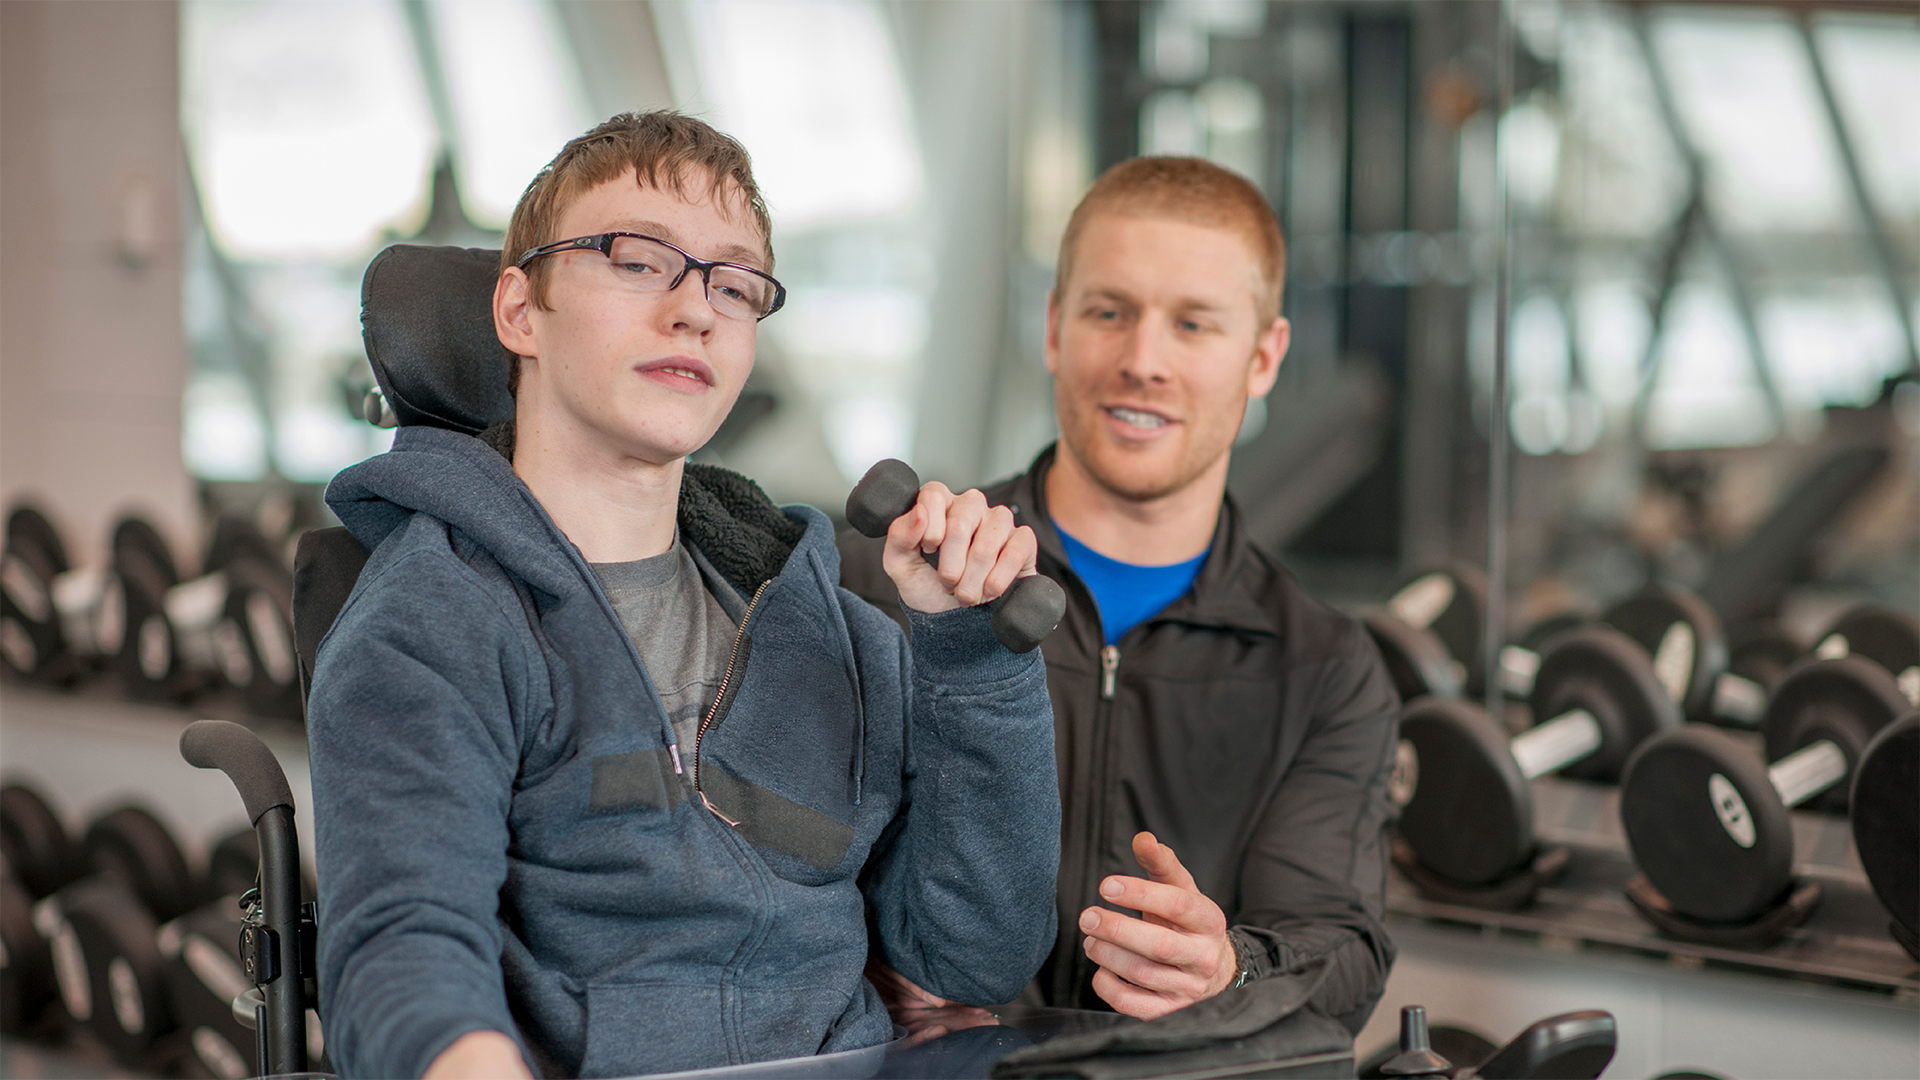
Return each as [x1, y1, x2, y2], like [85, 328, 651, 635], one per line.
[1079, 832, 1239, 1020]
[883, 482, 1038, 615]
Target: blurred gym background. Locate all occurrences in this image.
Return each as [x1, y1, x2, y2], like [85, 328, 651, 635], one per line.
[1, 2, 1915, 1078]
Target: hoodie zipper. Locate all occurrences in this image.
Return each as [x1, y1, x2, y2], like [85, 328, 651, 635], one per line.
[693, 579, 770, 826]
[1100, 645, 1119, 699]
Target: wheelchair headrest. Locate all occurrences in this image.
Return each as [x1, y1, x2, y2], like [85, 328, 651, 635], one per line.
[359, 244, 513, 434]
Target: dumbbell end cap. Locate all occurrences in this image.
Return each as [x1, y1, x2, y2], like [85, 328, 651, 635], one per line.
[991, 574, 1067, 653]
[845, 459, 921, 539]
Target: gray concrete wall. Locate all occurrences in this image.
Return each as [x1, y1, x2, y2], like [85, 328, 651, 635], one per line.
[1, 0, 196, 568]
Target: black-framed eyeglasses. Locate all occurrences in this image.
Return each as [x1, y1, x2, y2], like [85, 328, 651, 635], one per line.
[516, 232, 786, 321]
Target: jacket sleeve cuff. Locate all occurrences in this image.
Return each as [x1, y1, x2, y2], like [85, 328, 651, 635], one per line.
[903, 604, 1035, 685]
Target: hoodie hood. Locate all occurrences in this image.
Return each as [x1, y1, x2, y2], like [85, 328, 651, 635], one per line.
[325, 423, 811, 604]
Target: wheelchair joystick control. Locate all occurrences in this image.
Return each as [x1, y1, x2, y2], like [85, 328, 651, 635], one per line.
[1380, 1006, 1453, 1079]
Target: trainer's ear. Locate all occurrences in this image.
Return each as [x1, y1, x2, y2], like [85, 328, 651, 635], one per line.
[495, 266, 538, 359]
[1043, 289, 1062, 377]
[1247, 315, 1289, 399]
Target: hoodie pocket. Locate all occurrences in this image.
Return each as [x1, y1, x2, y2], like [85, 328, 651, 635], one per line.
[578, 981, 722, 1078]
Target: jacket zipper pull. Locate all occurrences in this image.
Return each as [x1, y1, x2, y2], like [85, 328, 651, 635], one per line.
[1100, 645, 1119, 700]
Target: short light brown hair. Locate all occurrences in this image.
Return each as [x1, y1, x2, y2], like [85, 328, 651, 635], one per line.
[1055, 156, 1286, 324]
[500, 112, 772, 392]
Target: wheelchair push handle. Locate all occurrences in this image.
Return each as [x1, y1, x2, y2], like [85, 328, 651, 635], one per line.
[180, 718, 313, 1076]
[181, 719, 296, 825]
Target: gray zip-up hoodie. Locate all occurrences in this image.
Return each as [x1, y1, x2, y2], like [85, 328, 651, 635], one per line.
[307, 425, 1060, 1078]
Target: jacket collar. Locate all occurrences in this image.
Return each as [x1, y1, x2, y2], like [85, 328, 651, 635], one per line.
[1005, 444, 1279, 638]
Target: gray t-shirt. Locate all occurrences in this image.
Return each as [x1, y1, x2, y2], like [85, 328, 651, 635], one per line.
[591, 538, 737, 753]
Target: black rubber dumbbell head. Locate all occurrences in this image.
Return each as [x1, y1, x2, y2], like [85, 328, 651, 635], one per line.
[1360, 608, 1462, 704]
[1, 782, 81, 899]
[158, 898, 260, 1079]
[1850, 712, 1918, 948]
[845, 459, 1065, 653]
[1726, 621, 1803, 696]
[1529, 625, 1681, 782]
[2, 505, 71, 679]
[220, 557, 302, 719]
[83, 806, 197, 923]
[1817, 604, 1919, 686]
[1602, 585, 1728, 724]
[1761, 656, 1907, 813]
[1620, 725, 1793, 925]
[1396, 698, 1533, 886]
[0, 868, 56, 1035]
[45, 876, 175, 1066]
[1386, 565, 1487, 695]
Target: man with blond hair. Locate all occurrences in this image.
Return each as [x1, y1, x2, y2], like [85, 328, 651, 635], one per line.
[306, 112, 1060, 1079]
[844, 156, 1399, 1031]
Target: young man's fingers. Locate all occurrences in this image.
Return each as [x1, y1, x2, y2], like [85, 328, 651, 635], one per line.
[1090, 967, 1182, 1021]
[955, 506, 1015, 606]
[916, 482, 956, 554]
[935, 489, 988, 588]
[1098, 875, 1226, 937]
[1133, 831, 1200, 892]
[1080, 905, 1213, 970]
[979, 523, 1035, 604]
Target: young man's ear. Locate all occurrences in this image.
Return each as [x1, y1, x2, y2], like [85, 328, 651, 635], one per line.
[1247, 315, 1289, 400]
[495, 266, 539, 360]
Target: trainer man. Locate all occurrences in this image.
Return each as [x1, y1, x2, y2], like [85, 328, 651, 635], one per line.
[842, 156, 1399, 1032]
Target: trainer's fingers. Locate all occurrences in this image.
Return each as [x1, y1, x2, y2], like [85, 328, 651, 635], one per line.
[1090, 967, 1180, 1021]
[1133, 832, 1199, 892]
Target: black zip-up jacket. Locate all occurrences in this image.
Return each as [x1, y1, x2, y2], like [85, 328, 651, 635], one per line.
[838, 445, 1400, 1034]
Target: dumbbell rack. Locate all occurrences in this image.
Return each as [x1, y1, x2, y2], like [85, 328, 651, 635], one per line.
[1387, 757, 1918, 997]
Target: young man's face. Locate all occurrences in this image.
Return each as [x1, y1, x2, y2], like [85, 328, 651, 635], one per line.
[1046, 214, 1288, 503]
[497, 169, 766, 467]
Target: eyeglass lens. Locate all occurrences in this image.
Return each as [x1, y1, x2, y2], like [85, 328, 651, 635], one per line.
[606, 235, 777, 320]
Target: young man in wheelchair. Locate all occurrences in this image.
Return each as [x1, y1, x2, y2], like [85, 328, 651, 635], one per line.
[305, 112, 1060, 1079]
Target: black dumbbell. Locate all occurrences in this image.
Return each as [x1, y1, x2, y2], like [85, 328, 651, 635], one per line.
[845, 459, 1066, 653]
[1, 782, 82, 899]
[41, 874, 178, 1066]
[96, 516, 184, 700]
[83, 805, 198, 924]
[1603, 585, 1768, 727]
[1851, 712, 1917, 958]
[157, 897, 263, 1079]
[1, 505, 73, 682]
[1814, 604, 1919, 706]
[1620, 657, 1908, 925]
[214, 556, 302, 720]
[1360, 608, 1463, 704]
[1725, 620, 1804, 700]
[1398, 626, 1681, 885]
[1384, 565, 1490, 696]
[1, 866, 57, 1036]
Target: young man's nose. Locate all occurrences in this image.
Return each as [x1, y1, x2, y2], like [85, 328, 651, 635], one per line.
[658, 267, 719, 333]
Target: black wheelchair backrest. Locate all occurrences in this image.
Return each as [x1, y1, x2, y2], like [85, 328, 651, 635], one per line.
[292, 245, 511, 705]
